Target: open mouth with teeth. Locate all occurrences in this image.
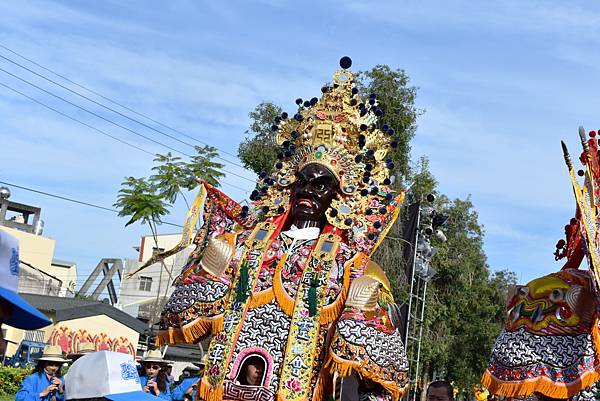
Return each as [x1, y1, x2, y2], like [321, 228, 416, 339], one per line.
[507, 300, 587, 335]
[296, 199, 315, 208]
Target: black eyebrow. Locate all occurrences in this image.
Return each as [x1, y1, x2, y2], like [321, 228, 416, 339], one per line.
[310, 176, 334, 184]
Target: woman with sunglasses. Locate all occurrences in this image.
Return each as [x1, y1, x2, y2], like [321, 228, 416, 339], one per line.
[139, 350, 171, 400]
[16, 345, 70, 401]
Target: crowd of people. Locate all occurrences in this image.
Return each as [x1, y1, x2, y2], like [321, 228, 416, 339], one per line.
[0, 230, 207, 401]
[8, 343, 280, 401]
[9, 339, 455, 401]
[10, 343, 207, 401]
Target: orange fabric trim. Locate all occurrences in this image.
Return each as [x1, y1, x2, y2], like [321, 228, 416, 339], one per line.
[482, 317, 600, 399]
[156, 327, 186, 346]
[155, 315, 225, 346]
[273, 254, 294, 316]
[481, 367, 600, 399]
[248, 288, 275, 309]
[592, 317, 600, 362]
[316, 367, 333, 401]
[312, 376, 325, 401]
[198, 376, 223, 401]
[325, 353, 408, 401]
[181, 319, 212, 343]
[211, 314, 224, 334]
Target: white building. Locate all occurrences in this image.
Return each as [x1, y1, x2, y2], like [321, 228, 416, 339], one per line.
[0, 197, 77, 298]
[118, 233, 193, 324]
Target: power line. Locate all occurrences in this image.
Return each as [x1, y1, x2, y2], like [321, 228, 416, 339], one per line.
[0, 81, 250, 194]
[0, 67, 256, 185]
[0, 66, 189, 155]
[0, 180, 188, 227]
[0, 52, 251, 171]
[0, 43, 246, 164]
[0, 82, 154, 156]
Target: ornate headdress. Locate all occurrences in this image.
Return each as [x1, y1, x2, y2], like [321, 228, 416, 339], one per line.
[250, 57, 404, 254]
[555, 127, 600, 289]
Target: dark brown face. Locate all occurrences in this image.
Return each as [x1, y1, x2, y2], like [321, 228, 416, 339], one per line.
[291, 164, 339, 226]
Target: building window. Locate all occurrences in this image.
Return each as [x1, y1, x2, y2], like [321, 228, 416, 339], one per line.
[139, 276, 153, 292]
[152, 247, 165, 256]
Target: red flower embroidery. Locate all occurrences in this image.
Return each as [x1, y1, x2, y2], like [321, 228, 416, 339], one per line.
[285, 377, 302, 392]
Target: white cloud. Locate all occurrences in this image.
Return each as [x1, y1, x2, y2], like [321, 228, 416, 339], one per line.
[2, 0, 599, 286]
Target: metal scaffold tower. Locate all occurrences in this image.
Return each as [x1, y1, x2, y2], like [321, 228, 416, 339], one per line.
[402, 196, 447, 401]
[404, 258, 430, 401]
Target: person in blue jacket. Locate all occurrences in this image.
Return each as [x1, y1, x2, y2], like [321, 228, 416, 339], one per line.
[171, 355, 206, 401]
[140, 350, 172, 401]
[16, 345, 70, 401]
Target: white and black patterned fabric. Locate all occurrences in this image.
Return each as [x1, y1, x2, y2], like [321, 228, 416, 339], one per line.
[165, 279, 229, 314]
[486, 327, 598, 388]
[226, 302, 291, 394]
[337, 319, 409, 372]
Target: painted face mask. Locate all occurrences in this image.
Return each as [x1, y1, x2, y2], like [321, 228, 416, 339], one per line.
[506, 269, 595, 336]
[482, 269, 600, 400]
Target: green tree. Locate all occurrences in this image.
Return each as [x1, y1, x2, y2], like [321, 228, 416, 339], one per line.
[114, 176, 170, 230]
[183, 145, 225, 190]
[150, 146, 225, 208]
[0, 366, 29, 397]
[115, 146, 226, 323]
[357, 65, 421, 185]
[237, 102, 282, 176]
[150, 152, 186, 204]
[418, 195, 517, 393]
[116, 145, 226, 227]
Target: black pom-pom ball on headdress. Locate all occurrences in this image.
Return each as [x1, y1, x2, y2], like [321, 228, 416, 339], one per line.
[339, 56, 352, 69]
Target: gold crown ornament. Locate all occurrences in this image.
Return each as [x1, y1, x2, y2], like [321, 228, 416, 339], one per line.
[251, 57, 406, 255]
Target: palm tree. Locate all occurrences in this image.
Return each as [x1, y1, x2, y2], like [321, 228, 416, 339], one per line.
[114, 146, 226, 324]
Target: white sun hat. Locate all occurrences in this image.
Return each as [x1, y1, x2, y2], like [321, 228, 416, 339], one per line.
[65, 350, 160, 401]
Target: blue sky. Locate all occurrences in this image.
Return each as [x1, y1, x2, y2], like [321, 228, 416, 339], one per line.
[1, 0, 599, 289]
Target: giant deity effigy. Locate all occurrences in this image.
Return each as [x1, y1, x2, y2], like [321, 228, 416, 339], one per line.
[482, 127, 600, 401]
[150, 58, 410, 401]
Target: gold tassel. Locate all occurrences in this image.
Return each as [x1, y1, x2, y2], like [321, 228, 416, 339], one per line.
[326, 353, 406, 401]
[199, 377, 223, 401]
[155, 328, 187, 346]
[155, 332, 168, 346]
[157, 314, 227, 346]
[211, 315, 224, 333]
[248, 288, 275, 309]
[481, 368, 600, 400]
[181, 319, 212, 343]
[273, 255, 295, 316]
